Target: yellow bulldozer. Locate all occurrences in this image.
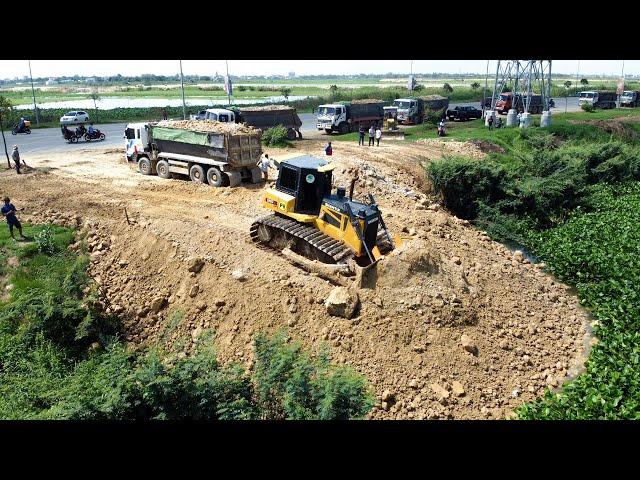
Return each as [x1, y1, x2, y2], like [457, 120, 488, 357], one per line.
[250, 155, 402, 275]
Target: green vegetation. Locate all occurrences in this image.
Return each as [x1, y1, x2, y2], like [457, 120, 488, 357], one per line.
[261, 125, 291, 148]
[424, 110, 640, 418]
[0, 224, 372, 420]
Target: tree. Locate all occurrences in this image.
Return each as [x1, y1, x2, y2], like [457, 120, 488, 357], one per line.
[89, 91, 101, 123]
[471, 82, 481, 91]
[580, 78, 589, 86]
[443, 83, 453, 94]
[0, 96, 13, 168]
[280, 87, 292, 101]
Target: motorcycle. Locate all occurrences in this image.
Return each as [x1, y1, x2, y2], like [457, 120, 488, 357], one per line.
[12, 121, 31, 135]
[437, 124, 446, 137]
[61, 126, 79, 143]
[84, 129, 106, 142]
[548, 98, 555, 108]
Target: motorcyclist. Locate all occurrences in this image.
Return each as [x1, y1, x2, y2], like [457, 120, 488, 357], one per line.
[88, 123, 95, 135]
[496, 117, 503, 129]
[438, 118, 446, 136]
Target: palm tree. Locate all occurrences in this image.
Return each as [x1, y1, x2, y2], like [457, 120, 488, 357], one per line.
[89, 90, 101, 123]
[0, 96, 13, 168]
[280, 87, 292, 101]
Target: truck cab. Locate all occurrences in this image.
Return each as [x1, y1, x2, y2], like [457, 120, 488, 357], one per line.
[495, 93, 513, 114]
[203, 108, 235, 122]
[124, 122, 151, 162]
[620, 90, 639, 107]
[578, 91, 598, 107]
[316, 104, 348, 133]
[392, 98, 423, 124]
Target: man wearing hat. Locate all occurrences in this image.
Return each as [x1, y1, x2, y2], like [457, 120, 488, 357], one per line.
[11, 145, 21, 174]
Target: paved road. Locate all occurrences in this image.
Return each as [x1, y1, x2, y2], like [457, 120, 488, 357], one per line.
[8, 99, 582, 156]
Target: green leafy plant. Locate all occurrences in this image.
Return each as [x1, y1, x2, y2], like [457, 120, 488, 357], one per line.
[34, 224, 56, 254]
[581, 103, 595, 113]
[261, 125, 290, 147]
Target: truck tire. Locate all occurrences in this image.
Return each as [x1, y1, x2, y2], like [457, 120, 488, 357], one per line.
[156, 160, 171, 179]
[338, 122, 349, 134]
[138, 156, 152, 175]
[286, 128, 297, 141]
[206, 166, 223, 187]
[324, 129, 332, 134]
[190, 164, 206, 183]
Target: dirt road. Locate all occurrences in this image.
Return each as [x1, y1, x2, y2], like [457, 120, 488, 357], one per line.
[0, 139, 591, 419]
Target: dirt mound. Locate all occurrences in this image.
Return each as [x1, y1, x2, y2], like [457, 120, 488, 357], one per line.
[351, 99, 384, 104]
[469, 139, 506, 154]
[239, 105, 296, 112]
[415, 138, 486, 159]
[568, 119, 638, 138]
[2, 139, 591, 420]
[156, 119, 260, 135]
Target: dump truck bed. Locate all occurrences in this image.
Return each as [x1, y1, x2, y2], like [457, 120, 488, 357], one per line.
[151, 120, 262, 168]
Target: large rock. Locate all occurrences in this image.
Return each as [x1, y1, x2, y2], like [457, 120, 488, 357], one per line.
[150, 296, 166, 314]
[187, 257, 205, 274]
[325, 287, 359, 319]
[460, 334, 478, 355]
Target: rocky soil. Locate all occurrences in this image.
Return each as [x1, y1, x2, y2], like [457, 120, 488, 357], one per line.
[0, 138, 591, 419]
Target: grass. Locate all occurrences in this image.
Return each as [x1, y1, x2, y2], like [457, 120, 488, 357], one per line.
[0, 223, 374, 420]
[424, 113, 640, 419]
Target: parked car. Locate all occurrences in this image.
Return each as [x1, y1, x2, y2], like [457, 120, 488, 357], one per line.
[60, 111, 90, 124]
[446, 105, 483, 121]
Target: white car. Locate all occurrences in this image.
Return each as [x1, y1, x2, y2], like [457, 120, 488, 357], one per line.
[60, 111, 90, 124]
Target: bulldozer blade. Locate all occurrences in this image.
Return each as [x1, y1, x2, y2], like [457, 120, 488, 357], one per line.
[350, 258, 379, 290]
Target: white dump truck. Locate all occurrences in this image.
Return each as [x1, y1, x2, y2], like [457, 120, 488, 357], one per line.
[124, 120, 262, 187]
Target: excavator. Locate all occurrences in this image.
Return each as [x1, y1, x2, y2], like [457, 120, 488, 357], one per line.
[250, 155, 402, 276]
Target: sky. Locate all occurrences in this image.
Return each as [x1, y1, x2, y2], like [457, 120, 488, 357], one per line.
[0, 60, 634, 79]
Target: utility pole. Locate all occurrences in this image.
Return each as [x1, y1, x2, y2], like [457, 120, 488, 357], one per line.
[28, 60, 39, 126]
[226, 60, 231, 106]
[576, 60, 580, 95]
[617, 59, 625, 108]
[483, 59, 489, 117]
[179, 60, 186, 120]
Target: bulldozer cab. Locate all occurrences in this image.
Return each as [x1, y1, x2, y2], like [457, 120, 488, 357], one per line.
[276, 156, 333, 215]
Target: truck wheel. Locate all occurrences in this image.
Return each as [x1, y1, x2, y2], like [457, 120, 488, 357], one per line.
[138, 157, 152, 175]
[286, 128, 297, 141]
[206, 166, 223, 187]
[338, 123, 349, 134]
[156, 160, 171, 179]
[324, 129, 332, 135]
[190, 164, 206, 183]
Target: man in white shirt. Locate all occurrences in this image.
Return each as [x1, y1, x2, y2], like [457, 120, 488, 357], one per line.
[259, 153, 272, 182]
[375, 126, 382, 146]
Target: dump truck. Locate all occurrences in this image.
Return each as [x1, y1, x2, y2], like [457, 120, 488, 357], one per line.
[124, 120, 263, 187]
[619, 90, 640, 108]
[393, 98, 424, 124]
[495, 93, 544, 114]
[578, 91, 617, 109]
[316, 99, 384, 134]
[231, 105, 303, 140]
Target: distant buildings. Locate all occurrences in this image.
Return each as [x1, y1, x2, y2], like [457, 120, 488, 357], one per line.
[45, 78, 59, 86]
[288, 72, 296, 78]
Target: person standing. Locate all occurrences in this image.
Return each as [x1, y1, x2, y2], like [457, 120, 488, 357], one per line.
[259, 153, 272, 182]
[368, 124, 375, 146]
[162, 108, 168, 120]
[11, 146, 21, 174]
[488, 115, 494, 130]
[324, 141, 333, 156]
[1, 197, 26, 241]
[375, 126, 382, 146]
[358, 125, 365, 146]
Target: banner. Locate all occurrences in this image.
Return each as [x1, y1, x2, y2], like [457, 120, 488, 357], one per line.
[407, 75, 415, 91]
[224, 75, 233, 96]
[616, 78, 625, 95]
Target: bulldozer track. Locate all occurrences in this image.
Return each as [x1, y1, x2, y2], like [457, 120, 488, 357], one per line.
[250, 214, 354, 264]
[249, 214, 395, 265]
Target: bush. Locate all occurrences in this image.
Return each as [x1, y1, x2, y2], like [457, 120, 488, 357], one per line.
[581, 103, 595, 112]
[253, 331, 374, 420]
[261, 125, 290, 147]
[34, 225, 56, 255]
